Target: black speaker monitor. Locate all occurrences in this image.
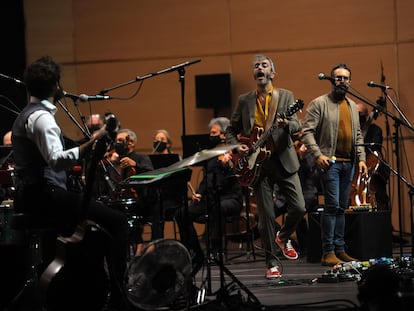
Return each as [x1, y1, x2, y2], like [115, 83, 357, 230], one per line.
[195, 73, 231, 108]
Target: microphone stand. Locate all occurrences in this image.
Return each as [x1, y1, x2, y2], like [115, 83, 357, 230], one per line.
[343, 85, 414, 258]
[97, 59, 201, 137]
[55, 98, 120, 193]
[55, 98, 90, 139]
[198, 159, 261, 306]
[373, 155, 414, 258]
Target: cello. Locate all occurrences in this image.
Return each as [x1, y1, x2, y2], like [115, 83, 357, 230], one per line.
[349, 91, 388, 210]
[39, 114, 120, 310]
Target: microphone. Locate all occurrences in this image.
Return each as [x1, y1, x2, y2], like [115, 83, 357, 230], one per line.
[62, 90, 80, 100]
[53, 89, 79, 102]
[367, 81, 391, 90]
[79, 94, 112, 102]
[318, 73, 336, 83]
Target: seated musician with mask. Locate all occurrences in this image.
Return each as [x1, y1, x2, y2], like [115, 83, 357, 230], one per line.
[96, 128, 154, 257]
[175, 117, 243, 273]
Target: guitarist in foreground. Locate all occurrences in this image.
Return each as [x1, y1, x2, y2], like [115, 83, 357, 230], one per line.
[12, 56, 129, 310]
[226, 54, 306, 279]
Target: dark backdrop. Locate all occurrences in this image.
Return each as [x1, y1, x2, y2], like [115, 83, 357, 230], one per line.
[0, 0, 26, 141]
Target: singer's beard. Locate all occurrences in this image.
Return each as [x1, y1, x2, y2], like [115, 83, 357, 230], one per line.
[331, 85, 348, 101]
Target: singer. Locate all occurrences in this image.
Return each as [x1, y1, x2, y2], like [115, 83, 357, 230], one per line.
[11, 56, 129, 310]
[302, 63, 368, 266]
[226, 54, 306, 279]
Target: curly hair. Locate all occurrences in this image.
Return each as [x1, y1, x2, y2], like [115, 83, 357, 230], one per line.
[24, 56, 61, 99]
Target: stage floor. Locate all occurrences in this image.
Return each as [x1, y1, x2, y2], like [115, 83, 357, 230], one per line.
[188, 234, 413, 311]
[1, 225, 412, 310]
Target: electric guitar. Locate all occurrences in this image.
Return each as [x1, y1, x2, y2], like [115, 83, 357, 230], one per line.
[232, 99, 304, 187]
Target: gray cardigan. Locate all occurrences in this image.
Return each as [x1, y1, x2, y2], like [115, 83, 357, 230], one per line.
[301, 93, 366, 164]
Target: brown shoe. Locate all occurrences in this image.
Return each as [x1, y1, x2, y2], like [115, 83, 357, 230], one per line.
[336, 252, 358, 262]
[321, 253, 341, 266]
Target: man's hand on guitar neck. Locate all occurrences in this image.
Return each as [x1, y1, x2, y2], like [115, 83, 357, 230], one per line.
[276, 114, 289, 128]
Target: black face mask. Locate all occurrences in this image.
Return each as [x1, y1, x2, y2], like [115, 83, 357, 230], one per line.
[153, 141, 167, 153]
[114, 142, 128, 157]
[88, 125, 101, 133]
[209, 135, 222, 147]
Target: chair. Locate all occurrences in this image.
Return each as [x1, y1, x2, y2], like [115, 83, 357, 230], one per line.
[223, 187, 258, 262]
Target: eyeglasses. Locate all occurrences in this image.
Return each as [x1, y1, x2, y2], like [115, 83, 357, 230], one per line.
[335, 76, 350, 82]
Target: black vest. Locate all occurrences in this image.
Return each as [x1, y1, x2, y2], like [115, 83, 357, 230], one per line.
[12, 102, 66, 187]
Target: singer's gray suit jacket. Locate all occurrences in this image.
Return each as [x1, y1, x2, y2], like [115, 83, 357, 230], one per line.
[226, 88, 302, 175]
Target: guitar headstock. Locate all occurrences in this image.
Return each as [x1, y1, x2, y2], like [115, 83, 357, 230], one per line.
[286, 99, 304, 117]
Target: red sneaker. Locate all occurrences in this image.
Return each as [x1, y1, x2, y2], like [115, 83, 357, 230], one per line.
[275, 231, 298, 260]
[265, 266, 282, 279]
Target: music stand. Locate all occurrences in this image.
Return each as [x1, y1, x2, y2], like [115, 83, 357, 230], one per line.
[121, 166, 192, 241]
[148, 153, 183, 239]
[181, 134, 210, 159]
[148, 154, 180, 169]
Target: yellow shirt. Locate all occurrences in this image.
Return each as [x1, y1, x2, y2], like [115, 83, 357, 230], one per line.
[335, 99, 352, 159]
[255, 86, 274, 128]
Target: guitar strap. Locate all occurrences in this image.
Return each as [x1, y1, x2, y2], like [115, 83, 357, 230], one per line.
[265, 88, 279, 131]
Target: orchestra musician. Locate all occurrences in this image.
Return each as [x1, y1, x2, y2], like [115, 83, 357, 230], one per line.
[149, 129, 186, 240]
[2, 130, 12, 146]
[152, 129, 174, 154]
[1, 130, 14, 203]
[97, 128, 154, 257]
[175, 117, 243, 274]
[354, 102, 389, 210]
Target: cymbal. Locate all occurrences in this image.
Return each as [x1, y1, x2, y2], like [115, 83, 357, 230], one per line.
[120, 143, 240, 187]
[169, 143, 240, 169]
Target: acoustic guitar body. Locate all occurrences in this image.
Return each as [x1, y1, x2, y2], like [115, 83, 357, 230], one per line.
[42, 223, 109, 311]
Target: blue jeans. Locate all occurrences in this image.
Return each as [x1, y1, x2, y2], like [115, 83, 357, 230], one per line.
[320, 161, 354, 255]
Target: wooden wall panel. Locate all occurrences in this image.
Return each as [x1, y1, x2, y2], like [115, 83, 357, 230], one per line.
[22, 0, 414, 232]
[24, 0, 75, 63]
[72, 0, 232, 61]
[230, 0, 395, 52]
[397, 0, 414, 41]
